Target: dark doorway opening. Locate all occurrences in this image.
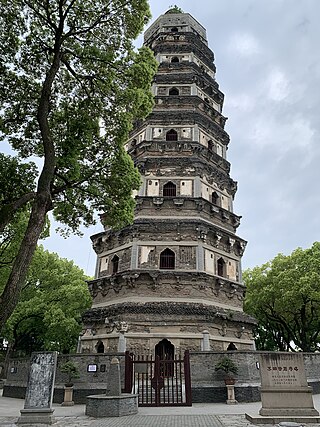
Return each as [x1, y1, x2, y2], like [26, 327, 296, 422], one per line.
[217, 257, 226, 277]
[169, 87, 179, 96]
[166, 129, 178, 141]
[96, 341, 104, 353]
[111, 255, 119, 274]
[160, 248, 175, 269]
[163, 181, 177, 197]
[155, 339, 175, 376]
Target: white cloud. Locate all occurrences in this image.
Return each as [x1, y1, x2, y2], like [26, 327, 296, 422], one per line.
[227, 93, 255, 113]
[266, 68, 290, 101]
[227, 32, 261, 57]
[248, 114, 314, 161]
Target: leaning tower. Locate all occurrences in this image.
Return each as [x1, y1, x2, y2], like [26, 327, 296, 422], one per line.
[81, 10, 256, 355]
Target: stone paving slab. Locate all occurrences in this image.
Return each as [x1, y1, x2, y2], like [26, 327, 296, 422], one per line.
[1, 414, 320, 427]
[91, 414, 225, 426]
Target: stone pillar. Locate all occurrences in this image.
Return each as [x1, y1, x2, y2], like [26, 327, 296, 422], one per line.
[106, 357, 121, 396]
[194, 176, 202, 197]
[61, 386, 74, 407]
[193, 124, 199, 142]
[145, 125, 152, 140]
[130, 242, 138, 269]
[117, 333, 126, 353]
[202, 330, 210, 351]
[196, 243, 204, 271]
[226, 384, 237, 405]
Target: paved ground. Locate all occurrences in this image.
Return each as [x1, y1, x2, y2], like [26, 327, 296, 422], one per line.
[1, 390, 320, 426]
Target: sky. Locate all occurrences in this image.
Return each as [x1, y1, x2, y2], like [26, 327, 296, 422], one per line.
[8, 0, 320, 276]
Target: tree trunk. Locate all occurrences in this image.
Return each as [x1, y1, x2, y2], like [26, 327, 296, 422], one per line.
[0, 193, 51, 332]
[0, 26, 62, 333]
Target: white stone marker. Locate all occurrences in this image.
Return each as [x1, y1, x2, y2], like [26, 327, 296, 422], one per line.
[258, 353, 319, 417]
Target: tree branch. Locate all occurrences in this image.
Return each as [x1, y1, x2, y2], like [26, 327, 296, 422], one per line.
[0, 192, 36, 233]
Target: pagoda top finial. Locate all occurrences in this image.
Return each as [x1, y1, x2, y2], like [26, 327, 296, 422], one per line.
[166, 5, 184, 14]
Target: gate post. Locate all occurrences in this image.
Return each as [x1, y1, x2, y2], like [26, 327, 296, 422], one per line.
[184, 350, 192, 406]
[154, 355, 161, 406]
[123, 351, 133, 393]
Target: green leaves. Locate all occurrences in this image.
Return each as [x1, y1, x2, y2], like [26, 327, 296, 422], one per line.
[0, 0, 157, 331]
[0, 0, 157, 231]
[244, 242, 320, 351]
[0, 154, 37, 205]
[3, 246, 91, 354]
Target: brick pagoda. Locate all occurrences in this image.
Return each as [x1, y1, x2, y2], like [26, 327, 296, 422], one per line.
[81, 9, 256, 356]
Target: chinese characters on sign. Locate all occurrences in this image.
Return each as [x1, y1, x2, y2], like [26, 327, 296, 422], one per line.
[266, 364, 300, 386]
[267, 366, 298, 371]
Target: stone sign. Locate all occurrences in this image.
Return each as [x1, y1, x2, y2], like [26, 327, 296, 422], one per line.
[260, 352, 307, 389]
[258, 353, 319, 417]
[17, 352, 57, 425]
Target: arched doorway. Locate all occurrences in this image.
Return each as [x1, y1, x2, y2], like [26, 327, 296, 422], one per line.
[155, 339, 174, 376]
[217, 257, 226, 277]
[227, 342, 238, 351]
[169, 87, 179, 96]
[96, 341, 104, 353]
[111, 254, 119, 274]
[159, 248, 175, 270]
[166, 129, 178, 141]
[163, 181, 176, 197]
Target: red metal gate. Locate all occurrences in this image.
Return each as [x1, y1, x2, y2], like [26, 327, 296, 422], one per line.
[124, 350, 192, 407]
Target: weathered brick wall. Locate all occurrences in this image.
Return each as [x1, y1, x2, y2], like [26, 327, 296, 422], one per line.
[3, 353, 126, 404]
[3, 351, 320, 403]
[190, 351, 320, 402]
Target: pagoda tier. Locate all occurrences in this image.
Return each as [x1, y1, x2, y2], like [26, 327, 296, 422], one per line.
[81, 11, 255, 355]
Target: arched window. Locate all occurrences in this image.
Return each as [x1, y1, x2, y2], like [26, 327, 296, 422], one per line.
[171, 27, 178, 32]
[96, 341, 105, 353]
[160, 248, 175, 270]
[171, 56, 179, 63]
[217, 257, 226, 277]
[212, 191, 219, 205]
[169, 87, 179, 96]
[163, 181, 176, 197]
[166, 129, 178, 141]
[208, 140, 213, 151]
[111, 255, 119, 275]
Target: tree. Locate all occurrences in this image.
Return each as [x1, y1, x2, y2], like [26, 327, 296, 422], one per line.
[3, 245, 91, 355]
[0, 0, 157, 332]
[244, 242, 320, 352]
[167, 5, 184, 14]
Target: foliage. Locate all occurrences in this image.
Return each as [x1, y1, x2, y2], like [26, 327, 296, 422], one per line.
[166, 5, 184, 14]
[244, 242, 320, 352]
[59, 361, 80, 385]
[214, 356, 238, 376]
[3, 245, 91, 355]
[0, 0, 157, 331]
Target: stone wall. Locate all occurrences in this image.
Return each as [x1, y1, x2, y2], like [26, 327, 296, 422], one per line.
[3, 351, 320, 404]
[190, 351, 320, 403]
[3, 353, 126, 404]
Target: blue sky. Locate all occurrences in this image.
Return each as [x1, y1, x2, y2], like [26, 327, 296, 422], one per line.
[4, 1, 320, 276]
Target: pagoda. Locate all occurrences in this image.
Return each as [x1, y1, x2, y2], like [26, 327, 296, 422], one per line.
[81, 10, 256, 355]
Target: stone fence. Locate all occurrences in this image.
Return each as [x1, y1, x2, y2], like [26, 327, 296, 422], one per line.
[3, 351, 320, 404]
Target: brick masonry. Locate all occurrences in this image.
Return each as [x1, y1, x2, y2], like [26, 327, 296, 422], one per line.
[3, 351, 320, 403]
